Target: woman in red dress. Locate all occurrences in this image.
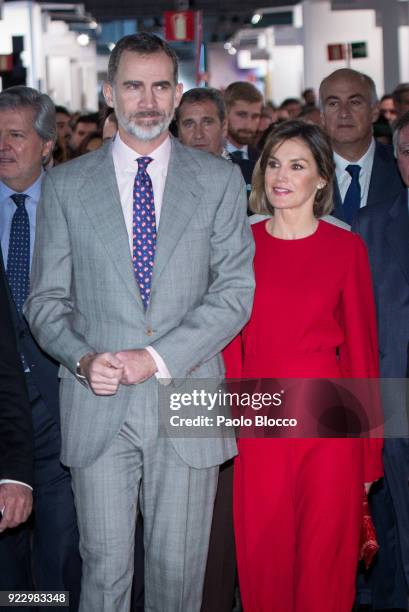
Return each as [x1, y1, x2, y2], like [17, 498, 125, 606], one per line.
[231, 121, 383, 611]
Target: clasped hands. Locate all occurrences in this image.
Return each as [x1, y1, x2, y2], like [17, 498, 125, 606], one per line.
[79, 349, 157, 396]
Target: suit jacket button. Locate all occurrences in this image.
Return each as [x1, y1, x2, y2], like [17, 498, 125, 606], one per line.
[146, 327, 153, 336]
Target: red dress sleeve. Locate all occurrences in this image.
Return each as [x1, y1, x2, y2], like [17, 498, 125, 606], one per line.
[338, 234, 383, 482]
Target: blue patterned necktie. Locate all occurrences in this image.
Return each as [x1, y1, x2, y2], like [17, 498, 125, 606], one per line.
[7, 193, 30, 313]
[132, 156, 156, 309]
[343, 164, 361, 224]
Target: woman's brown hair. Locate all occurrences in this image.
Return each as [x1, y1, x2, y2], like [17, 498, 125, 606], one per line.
[250, 120, 335, 218]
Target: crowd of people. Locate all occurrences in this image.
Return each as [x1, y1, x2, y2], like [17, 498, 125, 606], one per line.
[1, 30, 409, 612]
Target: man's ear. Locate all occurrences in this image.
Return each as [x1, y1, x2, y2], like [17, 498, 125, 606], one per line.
[371, 102, 380, 124]
[41, 139, 54, 165]
[174, 82, 184, 108]
[103, 82, 114, 108]
[320, 109, 326, 129]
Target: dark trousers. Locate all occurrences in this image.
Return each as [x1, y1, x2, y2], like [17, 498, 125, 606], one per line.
[201, 459, 236, 612]
[357, 438, 409, 609]
[131, 514, 145, 612]
[0, 375, 81, 612]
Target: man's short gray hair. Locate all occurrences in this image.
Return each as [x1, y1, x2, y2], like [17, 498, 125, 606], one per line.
[393, 110, 409, 157]
[107, 32, 179, 86]
[0, 86, 56, 142]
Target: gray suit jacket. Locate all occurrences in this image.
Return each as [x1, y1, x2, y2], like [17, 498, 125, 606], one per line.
[25, 138, 255, 468]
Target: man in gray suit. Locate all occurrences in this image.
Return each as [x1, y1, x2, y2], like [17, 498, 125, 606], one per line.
[25, 33, 254, 612]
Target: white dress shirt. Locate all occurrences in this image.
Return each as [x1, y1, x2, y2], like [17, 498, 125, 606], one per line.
[111, 133, 171, 380]
[0, 479, 31, 490]
[334, 138, 376, 208]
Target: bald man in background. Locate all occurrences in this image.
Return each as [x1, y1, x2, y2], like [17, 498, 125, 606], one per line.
[320, 68, 404, 224]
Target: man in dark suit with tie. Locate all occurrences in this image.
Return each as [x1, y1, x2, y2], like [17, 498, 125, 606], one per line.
[0, 86, 81, 610]
[224, 82, 263, 200]
[0, 255, 33, 534]
[0, 254, 34, 612]
[319, 68, 405, 224]
[353, 111, 409, 611]
[177, 86, 239, 612]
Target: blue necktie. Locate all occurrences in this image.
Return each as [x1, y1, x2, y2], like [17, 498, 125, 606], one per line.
[132, 157, 157, 309]
[7, 193, 30, 313]
[343, 164, 361, 224]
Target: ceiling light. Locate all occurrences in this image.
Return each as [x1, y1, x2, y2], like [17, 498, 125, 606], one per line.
[108, 42, 116, 52]
[251, 13, 262, 25]
[77, 33, 90, 46]
[228, 47, 237, 55]
[224, 42, 232, 50]
[89, 20, 98, 29]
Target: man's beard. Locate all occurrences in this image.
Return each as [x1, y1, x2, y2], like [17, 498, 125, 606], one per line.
[228, 126, 255, 146]
[115, 103, 173, 142]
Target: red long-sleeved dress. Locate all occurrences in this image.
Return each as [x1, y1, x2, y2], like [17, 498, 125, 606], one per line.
[229, 220, 383, 612]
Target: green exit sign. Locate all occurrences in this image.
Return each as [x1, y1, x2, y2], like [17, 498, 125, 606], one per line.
[350, 41, 367, 59]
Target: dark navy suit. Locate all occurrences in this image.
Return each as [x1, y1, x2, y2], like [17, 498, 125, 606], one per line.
[333, 141, 405, 222]
[0, 191, 81, 611]
[230, 146, 259, 206]
[353, 190, 409, 609]
[0, 256, 33, 487]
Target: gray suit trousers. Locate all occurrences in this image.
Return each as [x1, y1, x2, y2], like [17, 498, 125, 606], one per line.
[71, 399, 218, 612]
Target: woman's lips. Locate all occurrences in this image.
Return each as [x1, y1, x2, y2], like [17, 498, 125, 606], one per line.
[273, 187, 292, 195]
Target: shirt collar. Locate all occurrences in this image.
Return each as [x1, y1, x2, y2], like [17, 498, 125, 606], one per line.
[225, 140, 249, 158]
[0, 171, 44, 203]
[112, 132, 171, 172]
[333, 137, 376, 173]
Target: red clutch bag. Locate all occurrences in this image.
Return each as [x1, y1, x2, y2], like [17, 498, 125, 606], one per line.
[359, 489, 379, 569]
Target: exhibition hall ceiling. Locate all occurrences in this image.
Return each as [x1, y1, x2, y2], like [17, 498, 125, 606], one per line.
[5, 0, 301, 21]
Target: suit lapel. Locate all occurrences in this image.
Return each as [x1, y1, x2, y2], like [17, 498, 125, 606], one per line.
[78, 140, 203, 305]
[0, 246, 23, 333]
[248, 146, 260, 163]
[151, 139, 203, 287]
[386, 190, 409, 286]
[78, 144, 144, 309]
[367, 142, 400, 207]
[333, 143, 397, 217]
[367, 142, 385, 207]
